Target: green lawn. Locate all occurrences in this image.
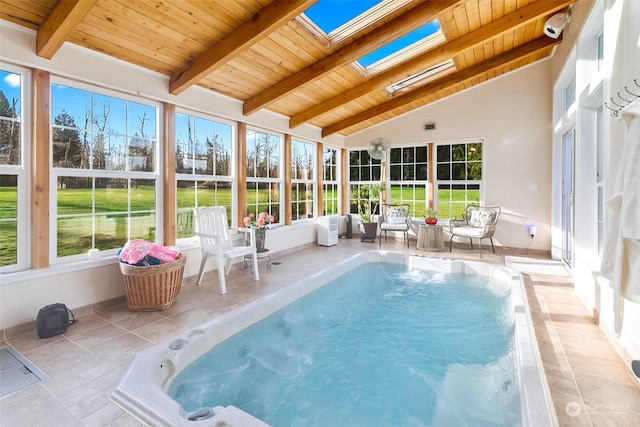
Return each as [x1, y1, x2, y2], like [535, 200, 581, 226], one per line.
[1, 185, 479, 265]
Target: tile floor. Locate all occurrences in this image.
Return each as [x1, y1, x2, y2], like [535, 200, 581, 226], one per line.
[1, 239, 639, 426]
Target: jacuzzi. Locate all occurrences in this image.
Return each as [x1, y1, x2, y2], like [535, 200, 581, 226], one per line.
[112, 251, 557, 426]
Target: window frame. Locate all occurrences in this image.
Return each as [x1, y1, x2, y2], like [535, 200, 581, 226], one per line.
[291, 138, 316, 222]
[348, 148, 382, 217]
[434, 140, 483, 220]
[174, 109, 236, 241]
[245, 126, 283, 224]
[0, 63, 30, 272]
[388, 144, 429, 217]
[322, 146, 340, 216]
[50, 78, 162, 263]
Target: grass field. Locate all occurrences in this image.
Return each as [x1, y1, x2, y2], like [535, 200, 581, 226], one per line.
[0, 185, 478, 265]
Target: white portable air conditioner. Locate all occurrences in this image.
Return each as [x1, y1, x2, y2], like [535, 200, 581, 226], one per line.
[317, 215, 339, 246]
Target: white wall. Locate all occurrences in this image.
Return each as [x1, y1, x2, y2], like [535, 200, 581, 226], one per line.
[549, 0, 640, 364]
[345, 62, 554, 252]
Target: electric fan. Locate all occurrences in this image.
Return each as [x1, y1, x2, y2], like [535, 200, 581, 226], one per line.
[367, 137, 390, 160]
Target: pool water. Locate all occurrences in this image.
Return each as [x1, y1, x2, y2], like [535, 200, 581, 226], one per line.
[168, 262, 520, 426]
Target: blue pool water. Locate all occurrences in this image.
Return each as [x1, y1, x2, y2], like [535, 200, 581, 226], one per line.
[168, 262, 520, 426]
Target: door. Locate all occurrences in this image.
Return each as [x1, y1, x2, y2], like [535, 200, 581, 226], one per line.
[561, 130, 575, 266]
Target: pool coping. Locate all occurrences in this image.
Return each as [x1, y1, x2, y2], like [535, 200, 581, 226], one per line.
[112, 251, 557, 426]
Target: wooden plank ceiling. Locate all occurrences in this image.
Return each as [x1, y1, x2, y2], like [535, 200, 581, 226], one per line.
[1, 0, 576, 137]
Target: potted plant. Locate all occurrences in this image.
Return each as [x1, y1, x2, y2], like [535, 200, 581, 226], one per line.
[243, 210, 275, 250]
[425, 208, 438, 225]
[359, 182, 385, 242]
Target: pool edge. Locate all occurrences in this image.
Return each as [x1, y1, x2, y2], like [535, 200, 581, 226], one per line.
[112, 251, 557, 426]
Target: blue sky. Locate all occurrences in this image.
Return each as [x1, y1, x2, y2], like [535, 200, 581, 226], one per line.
[1, 71, 21, 114]
[304, 0, 380, 33]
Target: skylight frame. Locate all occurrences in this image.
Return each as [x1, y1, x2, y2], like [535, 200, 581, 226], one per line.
[385, 59, 456, 95]
[300, 0, 412, 46]
[363, 29, 446, 74]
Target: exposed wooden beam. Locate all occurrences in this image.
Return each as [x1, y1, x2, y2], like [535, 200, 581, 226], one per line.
[322, 36, 562, 137]
[169, 0, 316, 96]
[36, 0, 97, 59]
[243, 0, 459, 115]
[292, 0, 575, 128]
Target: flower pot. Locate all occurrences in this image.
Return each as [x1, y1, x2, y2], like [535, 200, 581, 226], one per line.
[359, 221, 377, 242]
[255, 228, 266, 250]
[425, 217, 438, 225]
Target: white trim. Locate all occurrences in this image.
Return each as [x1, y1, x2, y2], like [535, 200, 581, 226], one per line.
[0, 63, 31, 273]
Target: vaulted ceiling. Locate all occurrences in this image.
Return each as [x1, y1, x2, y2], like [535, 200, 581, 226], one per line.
[0, 0, 575, 137]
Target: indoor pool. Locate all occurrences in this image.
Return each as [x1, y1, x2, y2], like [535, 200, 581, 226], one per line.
[113, 251, 555, 427]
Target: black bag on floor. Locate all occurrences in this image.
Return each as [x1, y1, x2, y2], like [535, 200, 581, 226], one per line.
[36, 303, 77, 338]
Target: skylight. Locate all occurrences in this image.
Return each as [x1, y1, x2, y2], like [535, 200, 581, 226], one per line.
[302, 1, 443, 74]
[302, 0, 410, 43]
[304, 0, 381, 34]
[358, 20, 441, 68]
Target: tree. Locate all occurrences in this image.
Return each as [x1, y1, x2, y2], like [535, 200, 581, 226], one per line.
[0, 90, 20, 165]
[52, 110, 82, 168]
[92, 100, 111, 170]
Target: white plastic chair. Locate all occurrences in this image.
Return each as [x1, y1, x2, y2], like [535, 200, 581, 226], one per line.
[194, 207, 260, 294]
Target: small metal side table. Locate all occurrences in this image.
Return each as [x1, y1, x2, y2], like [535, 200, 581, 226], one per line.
[244, 248, 272, 269]
[417, 224, 445, 251]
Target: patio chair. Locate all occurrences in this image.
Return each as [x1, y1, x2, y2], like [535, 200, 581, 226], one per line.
[449, 205, 501, 256]
[194, 207, 260, 294]
[379, 204, 411, 248]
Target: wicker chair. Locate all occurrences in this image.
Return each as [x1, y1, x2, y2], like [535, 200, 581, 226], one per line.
[449, 205, 501, 256]
[379, 204, 411, 248]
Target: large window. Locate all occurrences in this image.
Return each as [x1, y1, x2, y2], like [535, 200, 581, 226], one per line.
[349, 149, 382, 216]
[322, 146, 339, 215]
[246, 128, 281, 222]
[175, 112, 234, 237]
[388, 145, 428, 217]
[291, 139, 315, 221]
[435, 141, 482, 220]
[0, 66, 27, 270]
[51, 82, 159, 259]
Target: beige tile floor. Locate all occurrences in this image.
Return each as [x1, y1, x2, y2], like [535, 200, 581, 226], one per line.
[1, 238, 639, 426]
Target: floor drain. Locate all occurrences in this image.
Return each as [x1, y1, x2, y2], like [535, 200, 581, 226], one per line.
[0, 345, 48, 400]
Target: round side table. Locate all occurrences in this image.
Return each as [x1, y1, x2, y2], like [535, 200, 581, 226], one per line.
[417, 224, 444, 251]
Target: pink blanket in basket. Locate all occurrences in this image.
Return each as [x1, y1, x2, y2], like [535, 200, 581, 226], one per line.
[119, 239, 180, 265]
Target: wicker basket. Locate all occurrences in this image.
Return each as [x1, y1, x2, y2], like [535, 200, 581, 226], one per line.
[119, 253, 186, 311]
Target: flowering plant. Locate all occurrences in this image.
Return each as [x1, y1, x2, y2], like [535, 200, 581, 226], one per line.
[243, 211, 275, 229]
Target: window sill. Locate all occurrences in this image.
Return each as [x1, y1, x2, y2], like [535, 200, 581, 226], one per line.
[0, 255, 121, 286]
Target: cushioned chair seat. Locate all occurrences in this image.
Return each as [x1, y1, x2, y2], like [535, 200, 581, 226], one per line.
[382, 223, 410, 231]
[449, 205, 501, 256]
[450, 226, 485, 238]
